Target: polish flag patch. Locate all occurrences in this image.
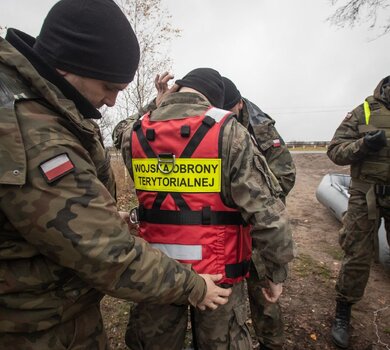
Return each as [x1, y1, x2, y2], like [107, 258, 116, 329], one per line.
[39, 153, 75, 183]
[273, 139, 281, 147]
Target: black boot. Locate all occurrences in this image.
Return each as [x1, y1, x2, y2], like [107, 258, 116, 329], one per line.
[331, 301, 352, 348]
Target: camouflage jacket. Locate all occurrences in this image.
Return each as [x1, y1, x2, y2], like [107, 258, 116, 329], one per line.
[327, 77, 390, 167]
[121, 92, 295, 284]
[0, 33, 206, 333]
[240, 98, 296, 198]
[112, 99, 156, 150]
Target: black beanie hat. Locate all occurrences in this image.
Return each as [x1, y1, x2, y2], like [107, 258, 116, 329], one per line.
[175, 68, 225, 108]
[33, 0, 140, 84]
[222, 77, 242, 110]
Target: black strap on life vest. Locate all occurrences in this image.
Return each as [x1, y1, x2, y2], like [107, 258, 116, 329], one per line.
[225, 259, 250, 278]
[151, 191, 190, 211]
[180, 115, 215, 157]
[133, 120, 156, 158]
[138, 205, 244, 225]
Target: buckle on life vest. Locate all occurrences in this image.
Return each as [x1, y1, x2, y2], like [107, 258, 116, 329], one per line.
[129, 207, 139, 224]
[157, 153, 175, 174]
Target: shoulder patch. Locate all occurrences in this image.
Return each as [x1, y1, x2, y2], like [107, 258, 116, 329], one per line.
[273, 139, 281, 147]
[39, 153, 75, 184]
[344, 112, 353, 121]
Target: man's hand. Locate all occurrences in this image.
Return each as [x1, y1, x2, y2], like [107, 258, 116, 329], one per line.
[262, 279, 283, 303]
[363, 130, 387, 151]
[197, 274, 231, 311]
[155, 72, 180, 107]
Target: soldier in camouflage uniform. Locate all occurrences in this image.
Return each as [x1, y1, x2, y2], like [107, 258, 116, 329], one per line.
[222, 77, 295, 350]
[0, 2, 231, 349]
[120, 68, 295, 350]
[327, 76, 390, 349]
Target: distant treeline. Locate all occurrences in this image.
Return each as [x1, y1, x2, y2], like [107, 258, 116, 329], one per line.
[287, 141, 329, 148]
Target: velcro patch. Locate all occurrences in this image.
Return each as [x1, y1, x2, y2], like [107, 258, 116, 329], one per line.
[344, 112, 353, 120]
[39, 153, 75, 183]
[273, 139, 281, 147]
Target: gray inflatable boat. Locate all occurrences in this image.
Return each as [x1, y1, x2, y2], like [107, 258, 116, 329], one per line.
[316, 173, 390, 270]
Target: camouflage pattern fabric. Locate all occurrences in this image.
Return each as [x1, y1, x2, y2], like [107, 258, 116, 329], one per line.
[121, 92, 294, 348]
[0, 305, 108, 350]
[0, 35, 207, 345]
[247, 263, 284, 349]
[238, 98, 295, 348]
[240, 98, 296, 200]
[328, 77, 390, 303]
[125, 281, 252, 350]
[112, 99, 156, 150]
[327, 104, 370, 167]
[335, 183, 387, 303]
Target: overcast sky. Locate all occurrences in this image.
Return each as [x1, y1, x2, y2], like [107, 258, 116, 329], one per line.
[2, 0, 390, 141]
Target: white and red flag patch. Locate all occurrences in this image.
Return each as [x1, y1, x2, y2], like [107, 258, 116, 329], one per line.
[39, 153, 75, 183]
[273, 139, 281, 147]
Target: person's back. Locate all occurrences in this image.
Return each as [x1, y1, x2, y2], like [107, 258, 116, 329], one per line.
[121, 68, 294, 350]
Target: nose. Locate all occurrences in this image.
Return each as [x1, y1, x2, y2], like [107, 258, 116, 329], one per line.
[104, 92, 119, 107]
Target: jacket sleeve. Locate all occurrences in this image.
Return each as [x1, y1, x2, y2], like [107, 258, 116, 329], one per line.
[222, 119, 295, 283]
[251, 120, 296, 198]
[112, 99, 157, 150]
[327, 106, 370, 166]
[1, 138, 206, 306]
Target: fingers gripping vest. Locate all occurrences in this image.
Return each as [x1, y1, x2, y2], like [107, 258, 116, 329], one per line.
[351, 96, 390, 184]
[130, 107, 252, 285]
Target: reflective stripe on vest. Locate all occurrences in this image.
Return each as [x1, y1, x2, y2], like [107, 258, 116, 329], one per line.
[364, 100, 371, 125]
[205, 107, 231, 122]
[151, 243, 202, 260]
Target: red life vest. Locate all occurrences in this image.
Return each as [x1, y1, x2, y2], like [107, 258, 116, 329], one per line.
[130, 107, 251, 285]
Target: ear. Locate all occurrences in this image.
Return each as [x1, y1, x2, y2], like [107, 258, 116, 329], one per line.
[238, 99, 244, 110]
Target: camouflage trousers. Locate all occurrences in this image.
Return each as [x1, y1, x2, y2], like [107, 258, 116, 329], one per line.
[247, 262, 284, 350]
[0, 305, 107, 349]
[125, 281, 252, 350]
[336, 184, 390, 304]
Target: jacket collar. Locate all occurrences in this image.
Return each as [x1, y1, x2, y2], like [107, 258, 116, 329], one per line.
[150, 92, 211, 121]
[5, 28, 101, 119]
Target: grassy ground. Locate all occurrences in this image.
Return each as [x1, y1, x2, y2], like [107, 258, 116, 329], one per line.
[288, 146, 327, 152]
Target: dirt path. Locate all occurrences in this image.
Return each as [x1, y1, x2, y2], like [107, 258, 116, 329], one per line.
[102, 153, 390, 349]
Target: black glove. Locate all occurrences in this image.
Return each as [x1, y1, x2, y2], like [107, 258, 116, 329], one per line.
[363, 130, 387, 151]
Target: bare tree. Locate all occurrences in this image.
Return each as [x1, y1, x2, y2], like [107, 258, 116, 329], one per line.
[0, 26, 6, 37]
[328, 0, 390, 36]
[97, 0, 180, 145]
[118, 0, 180, 114]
